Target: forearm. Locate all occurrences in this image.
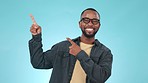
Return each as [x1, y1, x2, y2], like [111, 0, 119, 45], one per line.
[28, 34, 52, 69]
[76, 50, 113, 83]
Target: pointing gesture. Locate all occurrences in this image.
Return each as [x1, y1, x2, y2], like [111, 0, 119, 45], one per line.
[30, 14, 38, 25]
[29, 14, 41, 35]
[66, 38, 81, 56]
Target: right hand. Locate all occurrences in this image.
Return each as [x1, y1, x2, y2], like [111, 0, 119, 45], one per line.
[29, 14, 41, 35]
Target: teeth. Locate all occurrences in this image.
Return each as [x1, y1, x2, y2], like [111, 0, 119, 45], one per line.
[86, 28, 93, 31]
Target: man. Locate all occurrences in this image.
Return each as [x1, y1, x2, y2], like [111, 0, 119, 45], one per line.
[29, 8, 113, 83]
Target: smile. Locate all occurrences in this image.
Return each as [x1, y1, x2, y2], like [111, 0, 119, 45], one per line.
[85, 28, 94, 32]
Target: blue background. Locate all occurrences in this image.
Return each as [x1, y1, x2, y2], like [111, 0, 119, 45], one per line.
[0, 0, 148, 83]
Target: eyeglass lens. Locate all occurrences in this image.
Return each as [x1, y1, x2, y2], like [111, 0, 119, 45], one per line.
[81, 18, 100, 25]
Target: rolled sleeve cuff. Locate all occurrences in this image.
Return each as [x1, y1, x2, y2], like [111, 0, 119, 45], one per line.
[76, 50, 89, 62]
[32, 33, 42, 42]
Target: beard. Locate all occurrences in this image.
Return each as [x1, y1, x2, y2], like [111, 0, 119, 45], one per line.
[81, 28, 98, 38]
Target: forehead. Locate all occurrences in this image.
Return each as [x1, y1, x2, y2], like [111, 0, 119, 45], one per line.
[81, 10, 100, 19]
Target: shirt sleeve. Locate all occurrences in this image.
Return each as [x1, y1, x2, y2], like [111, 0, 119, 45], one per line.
[28, 33, 57, 69]
[76, 49, 113, 83]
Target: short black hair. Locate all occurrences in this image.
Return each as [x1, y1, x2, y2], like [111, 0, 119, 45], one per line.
[80, 8, 100, 19]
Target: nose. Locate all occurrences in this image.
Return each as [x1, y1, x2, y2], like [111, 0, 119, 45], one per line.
[88, 20, 93, 26]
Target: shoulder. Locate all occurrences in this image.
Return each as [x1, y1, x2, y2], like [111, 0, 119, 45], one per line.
[95, 40, 113, 59]
[56, 40, 70, 47]
[53, 37, 79, 51]
[55, 37, 79, 46]
[51, 39, 71, 52]
[95, 39, 111, 53]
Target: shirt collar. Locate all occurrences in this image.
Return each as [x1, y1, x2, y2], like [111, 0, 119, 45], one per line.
[72, 36, 101, 47]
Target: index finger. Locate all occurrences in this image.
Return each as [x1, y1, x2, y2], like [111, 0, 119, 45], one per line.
[66, 37, 75, 45]
[29, 14, 37, 25]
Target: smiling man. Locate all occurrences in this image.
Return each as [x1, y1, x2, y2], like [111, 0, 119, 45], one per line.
[29, 8, 113, 83]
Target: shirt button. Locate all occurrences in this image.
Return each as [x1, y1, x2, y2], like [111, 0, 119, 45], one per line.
[72, 64, 74, 66]
[69, 72, 72, 76]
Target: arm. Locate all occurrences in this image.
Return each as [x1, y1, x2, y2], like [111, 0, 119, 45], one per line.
[76, 50, 113, 83]
[29, 34, 57, 69]
[28, 14, 57, 69]
[66, 38, 113, 83]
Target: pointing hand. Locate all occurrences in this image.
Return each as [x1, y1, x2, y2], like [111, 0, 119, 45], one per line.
[66, 38, 81, 56]
[29, 14, 41, 35]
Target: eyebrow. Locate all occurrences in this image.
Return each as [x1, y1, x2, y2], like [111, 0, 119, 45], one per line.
[81, 17, 100, 20]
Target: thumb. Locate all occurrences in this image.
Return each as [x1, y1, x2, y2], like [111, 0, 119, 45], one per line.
[37, 27, 41, 34]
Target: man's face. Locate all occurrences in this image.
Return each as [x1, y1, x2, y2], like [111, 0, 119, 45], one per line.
[79, 10, 100, 38]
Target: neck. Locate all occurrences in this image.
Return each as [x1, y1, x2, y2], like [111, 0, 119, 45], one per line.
[80, 34, 95, 44]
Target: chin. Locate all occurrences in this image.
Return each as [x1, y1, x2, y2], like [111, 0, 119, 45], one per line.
[84, 34, 95, 38]
[81, 28, 98, 38]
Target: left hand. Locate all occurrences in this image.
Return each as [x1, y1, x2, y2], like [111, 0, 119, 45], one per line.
[66, 38, 81, 56]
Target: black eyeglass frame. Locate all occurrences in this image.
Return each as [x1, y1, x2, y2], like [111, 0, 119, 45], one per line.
[80, 17, 100, 25]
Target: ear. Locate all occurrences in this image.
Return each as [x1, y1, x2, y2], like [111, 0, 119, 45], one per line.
[79, 21, 81, 25]
[99, 23, 101, 27]
[79, 21, 81, 28]
[98, 23, 101, 29]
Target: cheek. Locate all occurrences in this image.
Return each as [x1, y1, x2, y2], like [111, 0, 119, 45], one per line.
[94, 25, 100, 30]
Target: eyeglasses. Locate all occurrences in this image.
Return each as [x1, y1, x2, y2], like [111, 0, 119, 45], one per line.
[80, 17, 100, 25]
